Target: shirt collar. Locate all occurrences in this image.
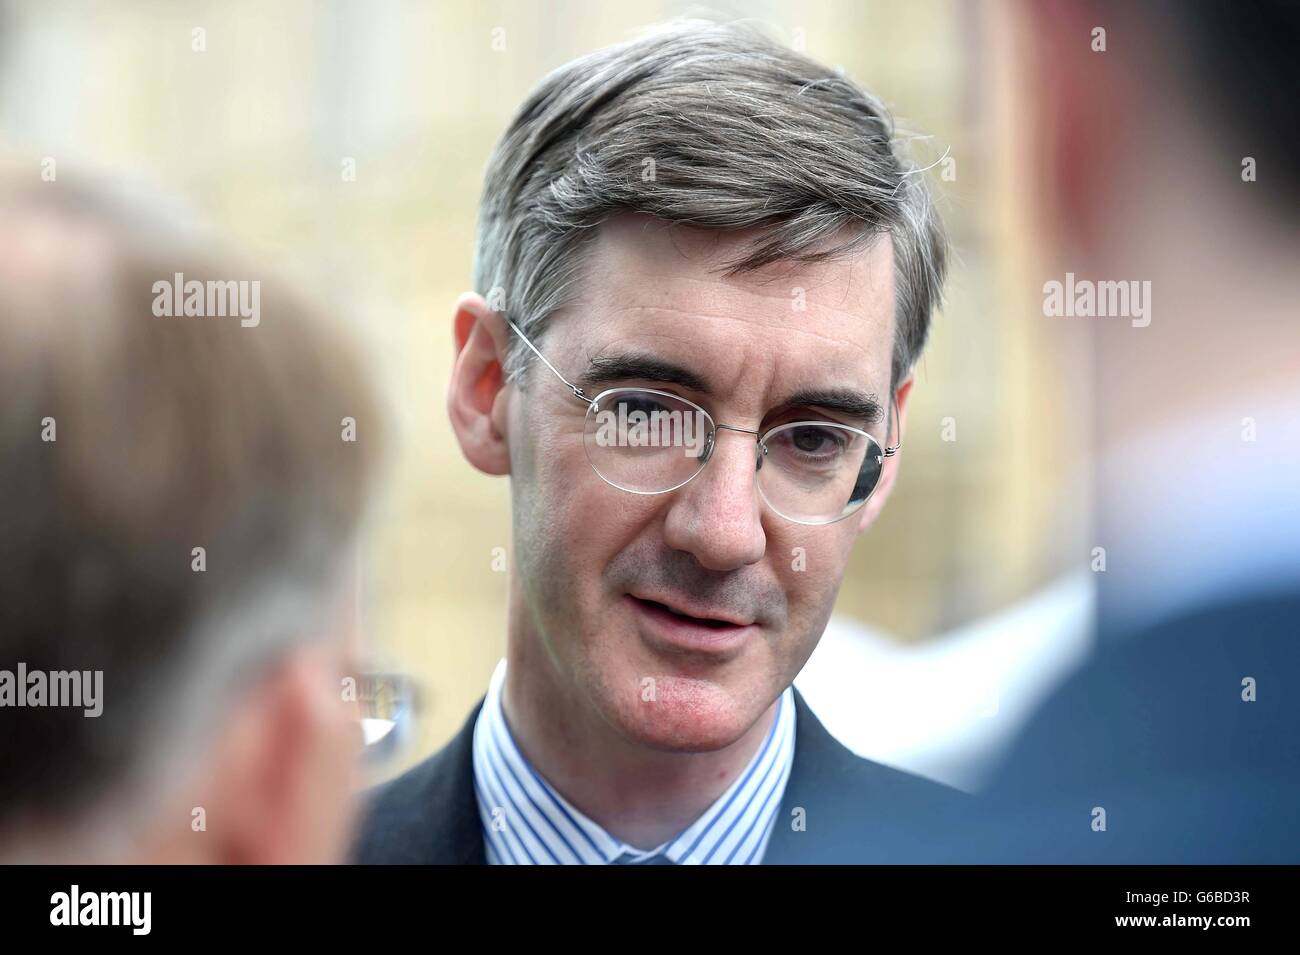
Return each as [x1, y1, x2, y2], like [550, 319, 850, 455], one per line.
[472, 657, 796, 864]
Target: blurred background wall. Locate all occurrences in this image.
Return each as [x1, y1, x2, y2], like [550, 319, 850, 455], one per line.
[0, 0, 1089, 781]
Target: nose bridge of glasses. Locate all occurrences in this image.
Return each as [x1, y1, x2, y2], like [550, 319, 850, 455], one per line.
[700, 421, 760, 465]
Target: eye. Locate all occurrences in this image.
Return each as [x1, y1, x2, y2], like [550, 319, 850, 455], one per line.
[772, 424, 849, 459]
[613, 393, 675, 416]
[793, 427, 836, 454]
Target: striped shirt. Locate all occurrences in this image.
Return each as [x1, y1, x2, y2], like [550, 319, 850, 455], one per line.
[472, 657, 797, 864]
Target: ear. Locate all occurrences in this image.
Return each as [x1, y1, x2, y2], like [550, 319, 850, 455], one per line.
[856, 375, 914, 534]
[1025, 0, 1132, 256]
[198, 646, 357, 864]
[448, 292, 512, 476]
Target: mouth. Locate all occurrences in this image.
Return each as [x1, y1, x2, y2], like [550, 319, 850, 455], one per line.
[626, 593, 756, 656]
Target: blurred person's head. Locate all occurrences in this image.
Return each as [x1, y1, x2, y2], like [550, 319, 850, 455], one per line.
[0, 174, 385, 863]
[1025, 0, 1298, 436]
[1020, 0, 1299, 631]
[447, 21, 946, 752]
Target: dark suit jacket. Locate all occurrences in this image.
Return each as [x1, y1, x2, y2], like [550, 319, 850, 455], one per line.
[353, 684, 977, 864]
[928, 590, 1300, 863]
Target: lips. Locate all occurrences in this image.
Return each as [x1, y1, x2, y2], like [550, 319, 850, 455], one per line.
[626, 593, 757, 658]
[628, 593, 754, 629]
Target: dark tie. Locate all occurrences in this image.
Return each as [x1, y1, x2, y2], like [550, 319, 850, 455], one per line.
[612, 853, 677, 864]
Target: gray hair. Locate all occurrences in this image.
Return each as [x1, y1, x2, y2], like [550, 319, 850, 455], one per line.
[473, 19, 948, 390]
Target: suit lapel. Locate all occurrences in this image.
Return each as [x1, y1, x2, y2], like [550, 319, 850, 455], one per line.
[435, 695, 487, 864]
[762, 685, 847, 863]
[762, 685, 977, 863]
[354, 695, 487, 864]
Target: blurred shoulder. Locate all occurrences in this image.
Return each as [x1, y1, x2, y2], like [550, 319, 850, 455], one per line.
[351, 698, 485, 865]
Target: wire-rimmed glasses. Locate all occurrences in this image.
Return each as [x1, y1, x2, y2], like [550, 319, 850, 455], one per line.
[508, 320, 900, 526]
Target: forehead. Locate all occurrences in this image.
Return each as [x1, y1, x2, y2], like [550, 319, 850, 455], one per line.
[559, 213, 896, 397]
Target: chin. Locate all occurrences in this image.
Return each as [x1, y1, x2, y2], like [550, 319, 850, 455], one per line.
[597, 670, 760, 753]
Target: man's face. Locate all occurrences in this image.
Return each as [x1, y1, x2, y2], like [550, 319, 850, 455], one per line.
[505, 214, 901, 752]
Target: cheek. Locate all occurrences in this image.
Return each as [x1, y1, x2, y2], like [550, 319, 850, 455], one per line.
[769, 526, 856, 627]
[511, 416, 651, 618]
[319, 652, 362, 777]
[510, 411, 580, 555]
[305, 657, 363, 861]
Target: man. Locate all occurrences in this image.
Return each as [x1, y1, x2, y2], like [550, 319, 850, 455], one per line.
[355, 20, 972, 865]
[0, 175, 385, 863]
[929, 0, 1300, 863]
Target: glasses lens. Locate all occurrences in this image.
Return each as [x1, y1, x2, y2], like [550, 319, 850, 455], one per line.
[353, 670, 415, 764]
[584, 388, 714, 493]
[757, 422, 884, 524]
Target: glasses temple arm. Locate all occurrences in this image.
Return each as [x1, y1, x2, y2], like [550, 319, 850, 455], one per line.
[506, 318, 590, 405]
[883, 393, 902, 456]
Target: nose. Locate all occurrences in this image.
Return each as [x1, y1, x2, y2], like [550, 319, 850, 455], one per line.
[661, 427, 767, 571]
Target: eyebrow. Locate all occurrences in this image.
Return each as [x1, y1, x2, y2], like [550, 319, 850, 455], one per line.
[580, 352, 709, 393]
[579, 350, 885, 426]
[774, 388, 885, 426]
